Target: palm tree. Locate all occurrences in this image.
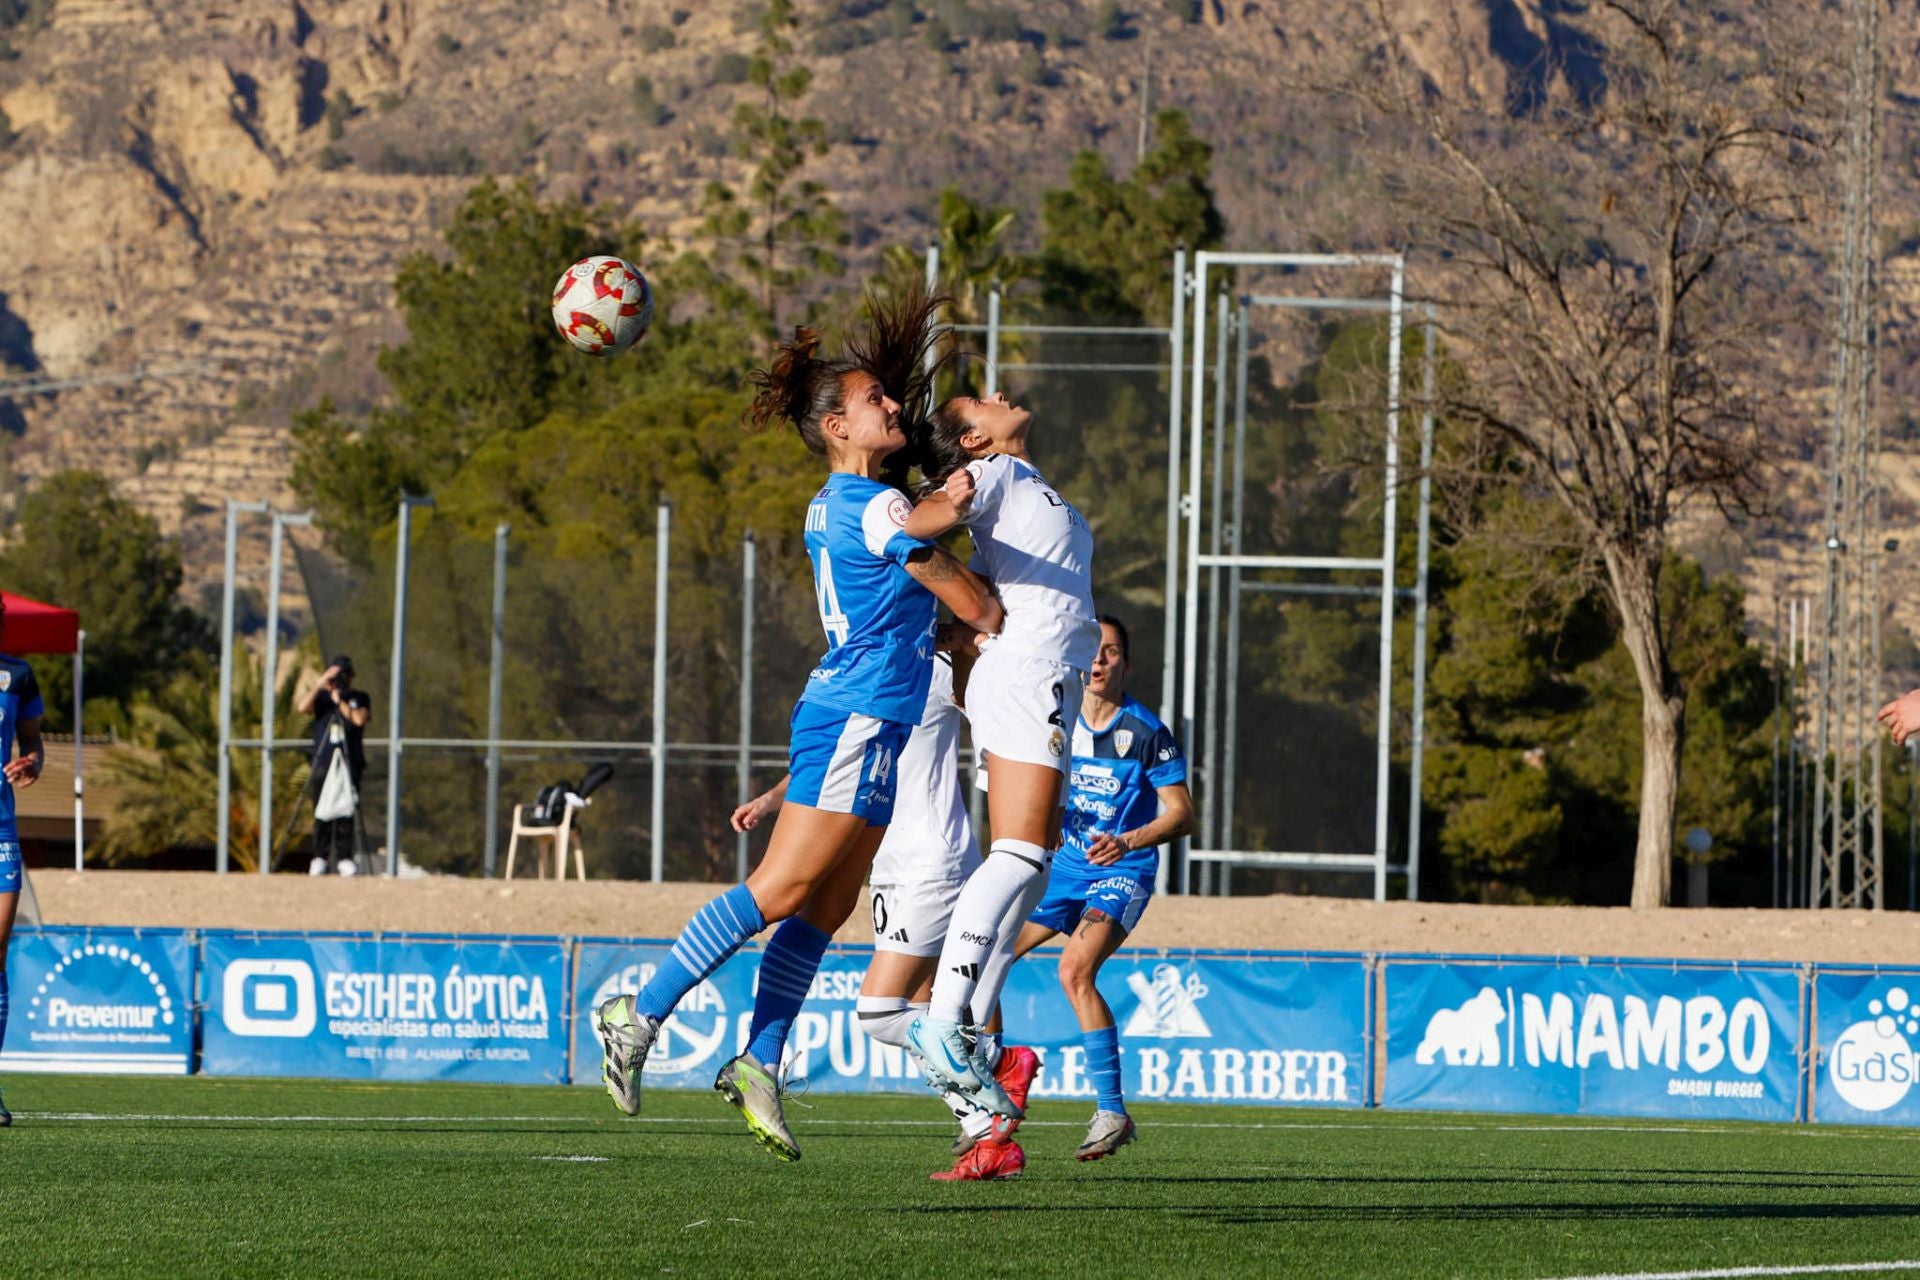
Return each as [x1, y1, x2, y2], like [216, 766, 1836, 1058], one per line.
[96, 656, 312, 871]
[882, 187, 1035, 375]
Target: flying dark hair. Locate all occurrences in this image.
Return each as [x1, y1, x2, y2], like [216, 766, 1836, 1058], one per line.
[743, 326, 860, 456]
[850, 285, 953, 491]
[918, 393, 980, 489]
[1100, 614, 1131, 663]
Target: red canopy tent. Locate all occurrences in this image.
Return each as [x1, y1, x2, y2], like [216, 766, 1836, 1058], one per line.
[0, 589, 84, 873]
[0, 590, 79, 655]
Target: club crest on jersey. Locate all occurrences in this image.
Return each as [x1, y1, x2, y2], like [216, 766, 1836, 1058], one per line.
[1113, 729, 1134, 756]
[1047, 728, 1065, 758]
[0, 671, 12, 692]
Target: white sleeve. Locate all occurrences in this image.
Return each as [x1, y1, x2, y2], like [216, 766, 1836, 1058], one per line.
[861, 488, 921, 559]
[959, 455, 1012, 527]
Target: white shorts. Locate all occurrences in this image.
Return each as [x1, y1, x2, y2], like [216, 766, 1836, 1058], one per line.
[964, 643, 1085, 774]
[869, 880, 964, 958]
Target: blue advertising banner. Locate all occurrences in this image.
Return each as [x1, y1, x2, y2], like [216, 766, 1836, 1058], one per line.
[1812, 967, 1920, 1126]
[573, 941, 1369, 1107]
[201, 932, 570, 1085]
[1384, 957, 1803, 1122]
[0, 927, 194, 1075]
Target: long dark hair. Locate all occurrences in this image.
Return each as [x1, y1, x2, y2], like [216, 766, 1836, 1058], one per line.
[743, 327, 860, 456]
[850, 285, 952, 491]
[918, 394, 981, 487]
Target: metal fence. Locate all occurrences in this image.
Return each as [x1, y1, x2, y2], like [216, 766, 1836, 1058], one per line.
[206, 247, 1433, 896]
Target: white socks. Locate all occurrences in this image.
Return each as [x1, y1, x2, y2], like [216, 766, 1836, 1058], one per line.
[931, 838, 1049, 1023]
[855, 996, 924, 1048]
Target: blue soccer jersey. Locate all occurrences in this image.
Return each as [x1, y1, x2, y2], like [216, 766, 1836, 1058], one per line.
[799, 474, 938, 726]
[0, 653, 44, 838]
[1058, 695, 1187, 883]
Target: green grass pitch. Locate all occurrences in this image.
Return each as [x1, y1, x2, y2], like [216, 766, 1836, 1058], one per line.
[3, 1075, 1919, 1278]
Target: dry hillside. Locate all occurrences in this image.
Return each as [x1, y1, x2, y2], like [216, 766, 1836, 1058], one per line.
[0, 0, 1915, 628]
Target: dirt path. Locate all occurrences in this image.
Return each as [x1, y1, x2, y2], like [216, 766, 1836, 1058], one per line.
[28, 871, 1920, 965]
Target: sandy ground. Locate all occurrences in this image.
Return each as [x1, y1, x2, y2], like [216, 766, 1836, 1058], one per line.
[23, 871, 1920, 964]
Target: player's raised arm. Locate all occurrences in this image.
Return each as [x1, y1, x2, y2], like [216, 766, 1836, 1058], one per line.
[904, 465, 976, 539]
[904, 544, 1002, 637]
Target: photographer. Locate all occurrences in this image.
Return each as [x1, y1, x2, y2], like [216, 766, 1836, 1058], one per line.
[296, 655, 372, 875]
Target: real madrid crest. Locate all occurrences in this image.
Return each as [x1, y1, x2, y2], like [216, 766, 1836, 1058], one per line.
[1113, 728, 1134, 756]
[1047, 728, 1065, 758]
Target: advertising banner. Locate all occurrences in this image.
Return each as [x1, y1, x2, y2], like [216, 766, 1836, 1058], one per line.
[573, 941, 1369, 1107]
[1811, 967, 1920, 1126]
[201, 932, 569, 1085]
[1384, 957, 1803, 1122]
[0, 927, 194, 1075]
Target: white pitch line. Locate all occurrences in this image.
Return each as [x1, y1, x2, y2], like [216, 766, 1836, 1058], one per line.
[1542, 1263, 1920, 1280]
[7, 1112, 1872, 1138]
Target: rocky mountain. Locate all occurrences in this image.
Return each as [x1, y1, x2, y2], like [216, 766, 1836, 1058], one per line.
[0, 0, 1915, 637]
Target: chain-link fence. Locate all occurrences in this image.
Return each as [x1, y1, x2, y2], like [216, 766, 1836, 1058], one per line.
[215, 248, 1433, 895]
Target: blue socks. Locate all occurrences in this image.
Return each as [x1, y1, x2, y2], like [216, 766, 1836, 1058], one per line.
[745, 917, 832, 1068]
[1085, 1024, 1125, 1114]
[0, 968, 8, 1056]
[636, 884, 765, 1023]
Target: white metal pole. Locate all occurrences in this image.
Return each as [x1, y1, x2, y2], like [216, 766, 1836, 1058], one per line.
[651, 502, 671, 883]
[1407, 308, 1437, 902]
[1373, 258, 1406, 902]
[1180, 253, 1211, 891]
[483, 522, 509, 878]
[985, 286, 1001, 396]
[259, 513, 286, 875]
[1200, 293, 1231, 894]
[1157, 246, 1187, 896]
[736, 531, 756, 883]
[923, 243, 940, 383]
[215, 499, 266, 874]
[385, 496, 429, 875]
[71, 630, 83, 870]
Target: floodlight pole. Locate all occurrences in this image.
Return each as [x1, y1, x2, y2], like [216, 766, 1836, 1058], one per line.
[386, 494, 434, 876]
[216, 498, 269, 874]
[259, 508, 313, 875]
[483, 522, 509, 878]
[651, 502, 671, 883]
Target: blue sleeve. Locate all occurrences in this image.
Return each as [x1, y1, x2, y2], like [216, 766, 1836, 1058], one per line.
[1144, 722, 1187, 788]
[18, 667, 43, 722]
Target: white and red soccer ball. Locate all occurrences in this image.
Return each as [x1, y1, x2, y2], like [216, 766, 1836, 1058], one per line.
[551, 255, 653, 355]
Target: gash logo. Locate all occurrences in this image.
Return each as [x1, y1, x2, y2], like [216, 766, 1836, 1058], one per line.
[1123, 964, 1211, 1038]
[1827, 985, 1920, 1113]
[589, 963, 727, 1074]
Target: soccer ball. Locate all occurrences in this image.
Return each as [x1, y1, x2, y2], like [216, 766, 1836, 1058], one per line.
[551, 255, 653, 356]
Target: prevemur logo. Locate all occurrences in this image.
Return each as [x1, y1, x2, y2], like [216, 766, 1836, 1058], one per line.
[29, 940, 178, 1033]
[1826, 985, 1920, 1113]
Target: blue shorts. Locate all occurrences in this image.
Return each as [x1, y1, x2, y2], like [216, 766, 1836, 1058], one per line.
[0, 838, 19, 894]
[1029, 869, 1152, 937]
[787, 701, 914, 825]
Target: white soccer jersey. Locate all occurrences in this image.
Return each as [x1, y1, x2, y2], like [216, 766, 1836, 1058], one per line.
[959, 454, 1100, 669]
[869, 656, 980, 885]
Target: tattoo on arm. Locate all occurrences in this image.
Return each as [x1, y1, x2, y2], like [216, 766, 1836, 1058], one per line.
[906, 546, 962, 580]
